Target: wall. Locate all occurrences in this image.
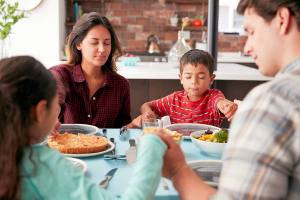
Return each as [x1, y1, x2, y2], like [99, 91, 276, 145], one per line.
[66, 0, 246, 54]
[9, 0, 65, 68]
[66, 0, 208, 54]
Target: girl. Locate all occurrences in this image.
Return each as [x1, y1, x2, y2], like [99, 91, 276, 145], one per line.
[0, 56, 167, 199]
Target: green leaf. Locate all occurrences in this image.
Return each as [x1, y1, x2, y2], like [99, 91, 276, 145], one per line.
[214, 129, 229, 143]
[0, 0, 25, 40]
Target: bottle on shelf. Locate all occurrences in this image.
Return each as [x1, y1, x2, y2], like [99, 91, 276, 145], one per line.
[196, 31, 207, 51]
[168, 30, 191, 67]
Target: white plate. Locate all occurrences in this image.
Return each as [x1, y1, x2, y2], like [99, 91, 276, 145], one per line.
[188, 160, 222, 187]
[165, 123, 221, 139]
[62, 141, 115, 158]
[66, 157, 88, 172]
[59, 123, 100, 135]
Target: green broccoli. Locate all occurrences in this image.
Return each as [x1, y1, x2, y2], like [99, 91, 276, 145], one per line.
[214, 129, 229, 143]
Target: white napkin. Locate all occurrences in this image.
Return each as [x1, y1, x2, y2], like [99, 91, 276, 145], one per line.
[161, 116, 171, 128]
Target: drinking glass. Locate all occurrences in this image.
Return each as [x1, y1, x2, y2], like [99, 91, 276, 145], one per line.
[142, 118, 162, 134]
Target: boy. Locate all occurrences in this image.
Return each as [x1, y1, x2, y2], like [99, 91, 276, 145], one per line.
[159, 0, 300, 199]
[141, 49, 237, 127]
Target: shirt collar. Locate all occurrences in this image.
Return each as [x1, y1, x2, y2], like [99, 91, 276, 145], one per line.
[277, 57, 300, 76]
[183, 89, 209, 102]
[72, 64, 85, 83]
[72, 64, 114, 88]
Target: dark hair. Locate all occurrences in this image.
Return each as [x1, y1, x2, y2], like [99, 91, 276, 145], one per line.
[237, 0, 300, 30]
[66, 12, 122, 72]
[179, 49, 215, 75]
[0, 56, 57, 199]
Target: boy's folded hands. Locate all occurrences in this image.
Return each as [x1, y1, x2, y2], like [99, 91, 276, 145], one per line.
[217, 99, 238, 121]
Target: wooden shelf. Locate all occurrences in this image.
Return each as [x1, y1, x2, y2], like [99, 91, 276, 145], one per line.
[166, 26, 207, 31]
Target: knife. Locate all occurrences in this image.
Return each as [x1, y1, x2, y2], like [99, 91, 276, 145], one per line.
[99, 168, 118, 189]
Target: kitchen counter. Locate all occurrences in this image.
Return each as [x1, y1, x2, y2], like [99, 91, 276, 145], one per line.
[117, 61, 272, 81]
[217, 52, 253, 63]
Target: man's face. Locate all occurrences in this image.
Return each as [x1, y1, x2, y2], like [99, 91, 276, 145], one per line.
[243, 8, 281, 76]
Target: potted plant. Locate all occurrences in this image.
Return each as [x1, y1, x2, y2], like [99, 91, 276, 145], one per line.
[0, 0, 25, 58]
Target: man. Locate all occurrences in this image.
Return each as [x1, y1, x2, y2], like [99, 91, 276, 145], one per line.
[159, 0, 300, 199]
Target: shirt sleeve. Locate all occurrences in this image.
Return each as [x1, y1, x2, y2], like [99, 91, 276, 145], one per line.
[212, 83, 299, 199]
[49, 66, 69, 122]
[151, 93, 175, 117]
[75, 134, 167, 200]
[210, 89, 225, 110]
[121, 134, 167, 200]
[209, 89, 225, 126]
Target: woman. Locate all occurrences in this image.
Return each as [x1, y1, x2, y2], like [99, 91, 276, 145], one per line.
[0, 56, 167, 199]
[50, 12, 135, 128]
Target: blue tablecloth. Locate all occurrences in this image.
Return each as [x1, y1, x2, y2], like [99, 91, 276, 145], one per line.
[79, 129, 219, 200]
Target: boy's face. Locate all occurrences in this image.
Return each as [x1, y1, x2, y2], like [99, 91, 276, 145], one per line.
[179, 63, 215, 101]
[243, 8, 281, 76]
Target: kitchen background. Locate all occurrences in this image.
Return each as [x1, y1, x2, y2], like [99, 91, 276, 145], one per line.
[6, 0, 247, 66]
[3, 0, 266, 127]
[66, 0, 247, 55]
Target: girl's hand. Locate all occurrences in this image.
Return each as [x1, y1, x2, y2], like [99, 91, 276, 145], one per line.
[51, 120, 61, 135]
[217, 99, 238, 121]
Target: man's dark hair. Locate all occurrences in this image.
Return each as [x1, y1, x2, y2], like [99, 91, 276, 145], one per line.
[237, 0, 300, 30]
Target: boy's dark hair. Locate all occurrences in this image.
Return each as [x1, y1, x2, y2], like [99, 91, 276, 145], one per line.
[237, 0, 300, 30]
[66, 12, 122, 72]
[179, 49, 215, 75]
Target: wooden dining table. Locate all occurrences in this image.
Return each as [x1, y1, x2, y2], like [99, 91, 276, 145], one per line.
[78, 129, 220, 200]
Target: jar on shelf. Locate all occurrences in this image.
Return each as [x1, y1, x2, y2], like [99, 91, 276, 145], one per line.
[168, 31, 191, 67]
[0, 36, 11, 59]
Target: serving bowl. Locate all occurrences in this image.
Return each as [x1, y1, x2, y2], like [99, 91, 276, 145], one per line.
[165, 123, 221, 139]
[59, 124, 100, 135]
[190, 130, 227, 157]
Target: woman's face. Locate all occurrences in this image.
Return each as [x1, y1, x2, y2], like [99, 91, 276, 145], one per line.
[77, 25, 112, 68]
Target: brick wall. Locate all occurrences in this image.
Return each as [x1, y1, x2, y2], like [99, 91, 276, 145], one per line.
[72, 0, 246, 54]
[103, 0, 207, 53]
[218, 34, 247, 52]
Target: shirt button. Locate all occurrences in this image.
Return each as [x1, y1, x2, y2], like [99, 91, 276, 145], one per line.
[92, 97, 96, 100]
[87, 114, 91, 118]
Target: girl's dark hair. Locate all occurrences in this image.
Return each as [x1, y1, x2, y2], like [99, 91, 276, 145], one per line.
[179, 49, 215, 75]
[0, 56, 57, 199]
[66, 12, 122, 72]
[237, 0, 300, 30]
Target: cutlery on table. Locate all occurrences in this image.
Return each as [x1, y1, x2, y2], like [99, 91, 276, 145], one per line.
[119, 126, 130, 141]
[109, 138, 116, 155]
[99, 168, 118, 189]
[103, 154, 126, 160]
